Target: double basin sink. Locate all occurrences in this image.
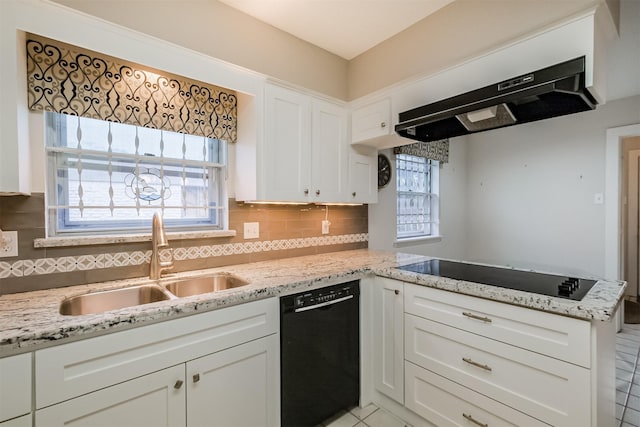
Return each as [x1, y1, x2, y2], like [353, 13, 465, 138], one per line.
[59, 273, 249, 316]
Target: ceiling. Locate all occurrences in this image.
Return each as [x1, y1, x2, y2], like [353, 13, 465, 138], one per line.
[218, 0, 456, 60]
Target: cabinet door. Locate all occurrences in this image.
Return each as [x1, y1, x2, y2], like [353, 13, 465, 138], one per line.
[0, 353, 31, 423]
[187, 334, 279, 427]
[372, 277, 404, 404]
[35, 365, 186, 427]
[311, 99, 348, 202]
[348, 152, 377, 204]
[264, 84, 311, 202]
[351, 98, 391, 144]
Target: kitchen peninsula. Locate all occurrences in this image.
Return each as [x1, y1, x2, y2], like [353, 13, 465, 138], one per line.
[0, 249, 625, 427]
[0, 249, 624, 353]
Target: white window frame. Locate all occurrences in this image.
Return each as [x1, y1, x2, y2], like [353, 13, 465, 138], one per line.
[395, 153, 440, 243]
[45, 112, 228, 237]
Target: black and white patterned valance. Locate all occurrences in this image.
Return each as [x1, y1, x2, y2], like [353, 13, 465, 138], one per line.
[26, 36, 237, 143]
[393, 139, 449, 163]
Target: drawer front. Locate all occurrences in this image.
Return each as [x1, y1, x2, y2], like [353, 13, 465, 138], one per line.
[405, 314, 590, 427]
[36, 297, 278, 408]
[405, 361, 548, 427]
[404, 283, 591, 367]
[0, 353, 31, 422]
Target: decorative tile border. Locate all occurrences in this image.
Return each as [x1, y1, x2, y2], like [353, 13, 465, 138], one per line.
[0, 233, 368, 279]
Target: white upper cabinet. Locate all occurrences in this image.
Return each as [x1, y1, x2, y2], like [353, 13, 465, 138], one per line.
[351, 98, 392, 144]
[238, 83, 357, 203]
[347, 152, 377, 204]
[263, 84, 312, 202]
[311, 98, 349, 202]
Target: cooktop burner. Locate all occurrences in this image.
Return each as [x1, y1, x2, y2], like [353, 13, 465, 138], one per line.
[396, 259, 597, 301]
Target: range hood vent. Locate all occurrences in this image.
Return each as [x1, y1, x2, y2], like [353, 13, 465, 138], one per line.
[395, 56, 597, 143]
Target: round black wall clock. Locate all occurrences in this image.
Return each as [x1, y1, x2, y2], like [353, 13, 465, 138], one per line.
[378, 154, 391, 188]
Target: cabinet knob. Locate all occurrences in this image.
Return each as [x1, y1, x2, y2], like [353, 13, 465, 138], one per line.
[394, 289, 400, 295]
[352, 192, 356, 197]
[174, 380, 184, 389]
[193, 373, 200, 383]
[316, 189, 320, 196]
[304, 188, 309, 195]
[381, 121, 387, 128]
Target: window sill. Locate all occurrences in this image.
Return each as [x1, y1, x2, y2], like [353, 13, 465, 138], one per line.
[393, 235, 442, 248]
[33, 230, 237, 248]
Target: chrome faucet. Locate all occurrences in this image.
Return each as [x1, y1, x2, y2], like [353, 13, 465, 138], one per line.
[150, 212, 174, 280]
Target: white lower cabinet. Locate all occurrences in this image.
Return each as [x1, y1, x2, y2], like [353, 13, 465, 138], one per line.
[372, 277, 404, 404]
[405, 313, 590, 427]
[34, 298, 279, 427]
[36, 365, 186, 427]
[187, 335, 279, 427]
[0, 353, 31, 424]
[371, 277, 615, 427]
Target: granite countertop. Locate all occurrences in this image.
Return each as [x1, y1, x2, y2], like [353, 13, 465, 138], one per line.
[0, 249, 626, 356]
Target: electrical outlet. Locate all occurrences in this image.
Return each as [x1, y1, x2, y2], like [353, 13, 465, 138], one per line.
[243, 222, 259, 239]
[321, 220, 330, 235]
[0, 231, 18, 257]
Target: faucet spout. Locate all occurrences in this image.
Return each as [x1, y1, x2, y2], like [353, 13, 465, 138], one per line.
[150, 212, 174, 280]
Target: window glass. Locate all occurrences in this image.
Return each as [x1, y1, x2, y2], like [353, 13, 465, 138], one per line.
[396, 154, 439, 239]
[45, 112, 227, 235]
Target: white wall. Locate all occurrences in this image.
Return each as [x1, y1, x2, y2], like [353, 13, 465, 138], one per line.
[51, 0, 349, 100]
[466, 95, 640, 278]
[368, 139, 469, 260]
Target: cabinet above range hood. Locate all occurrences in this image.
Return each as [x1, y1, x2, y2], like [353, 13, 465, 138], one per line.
[395, 56, 597, 143]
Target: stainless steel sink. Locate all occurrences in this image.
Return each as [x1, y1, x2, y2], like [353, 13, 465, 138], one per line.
[164, 273, 249, 297]
[59, 284, 172, 316]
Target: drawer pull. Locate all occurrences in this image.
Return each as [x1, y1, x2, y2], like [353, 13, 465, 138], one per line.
[193, 373, 200, 383]
[462, 357, 492, 372]
[394, 289, 400, 295]
[174, 380, 183, 389]
[463, 413, 488, 427]
[462, 311, 492, 323]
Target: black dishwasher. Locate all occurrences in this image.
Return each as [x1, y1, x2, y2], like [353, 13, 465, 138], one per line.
[280, 281, 360, 427]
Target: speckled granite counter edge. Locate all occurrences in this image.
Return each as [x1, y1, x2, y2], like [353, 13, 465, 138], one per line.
[374, 267, 626, 322]
[0, 250, 626, 356]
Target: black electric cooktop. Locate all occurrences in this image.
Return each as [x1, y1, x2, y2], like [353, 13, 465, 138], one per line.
[396, 259, 598, 301]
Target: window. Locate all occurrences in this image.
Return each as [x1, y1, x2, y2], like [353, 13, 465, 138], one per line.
[45, 112, 227, 235]
[396, 154, 439, 240]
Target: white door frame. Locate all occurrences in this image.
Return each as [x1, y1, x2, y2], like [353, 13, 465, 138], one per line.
[605, 124, 640, 281]
[625, 150, 640, 296]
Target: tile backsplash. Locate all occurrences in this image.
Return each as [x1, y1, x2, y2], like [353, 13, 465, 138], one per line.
[0, 194, 368, 294]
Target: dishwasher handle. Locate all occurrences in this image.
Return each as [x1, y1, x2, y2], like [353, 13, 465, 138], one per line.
[294, 295, 354, 313]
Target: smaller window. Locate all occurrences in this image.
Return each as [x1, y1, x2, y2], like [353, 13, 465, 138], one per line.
[45, 113, 228, 236]
[396, 154, 439, 240]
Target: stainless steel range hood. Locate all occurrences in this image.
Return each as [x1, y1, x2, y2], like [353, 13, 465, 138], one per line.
[395, 56, 597, 143]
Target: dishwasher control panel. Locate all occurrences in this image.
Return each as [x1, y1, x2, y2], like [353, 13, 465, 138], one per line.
[290, 281, 359, 311]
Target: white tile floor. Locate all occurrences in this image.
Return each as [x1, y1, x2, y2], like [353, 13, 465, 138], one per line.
[318, 404, 410, 427]
[617, 322, 640, 427]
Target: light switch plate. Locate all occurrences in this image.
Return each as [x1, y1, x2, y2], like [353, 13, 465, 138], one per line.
[0, 231, 18, 257]
[244, 222, 259, 239]
[321, 220, 330, 235]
